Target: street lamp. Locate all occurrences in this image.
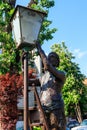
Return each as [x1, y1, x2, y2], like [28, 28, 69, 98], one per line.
[11, 5, 46, 49]
[10, 5, 46, 130]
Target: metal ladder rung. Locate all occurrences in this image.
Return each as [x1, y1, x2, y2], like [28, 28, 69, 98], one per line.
[29, 84, 49, 130]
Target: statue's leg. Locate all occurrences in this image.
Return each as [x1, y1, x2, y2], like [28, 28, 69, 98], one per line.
[49, 108, 66, 130]
[39, 107, 66, 130]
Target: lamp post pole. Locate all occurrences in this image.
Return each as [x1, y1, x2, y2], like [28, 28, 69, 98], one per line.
[10, 5, 46, 130]
[23, 51, 29, 130]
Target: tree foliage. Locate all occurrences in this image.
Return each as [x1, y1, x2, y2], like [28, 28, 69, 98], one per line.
[0, 73, 23, 130]
[51, 42, 87, 116]
[0, 1, 17, 74]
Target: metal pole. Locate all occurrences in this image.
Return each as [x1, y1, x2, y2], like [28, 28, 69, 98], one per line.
[23, 51, 29, 130]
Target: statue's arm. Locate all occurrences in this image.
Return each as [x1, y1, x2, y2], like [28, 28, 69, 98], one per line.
[36, 42, 48, 70]
[36, 42, 66, 83]
[48, 65, 66, 83]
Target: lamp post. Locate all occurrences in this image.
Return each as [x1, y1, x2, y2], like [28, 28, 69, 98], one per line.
[10, 5, 46, 130]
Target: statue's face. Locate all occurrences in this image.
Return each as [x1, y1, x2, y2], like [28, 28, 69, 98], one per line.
[48, 55, 59, 67]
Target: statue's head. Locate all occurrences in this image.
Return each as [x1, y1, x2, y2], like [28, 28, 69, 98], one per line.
[48, 52, 60, 67]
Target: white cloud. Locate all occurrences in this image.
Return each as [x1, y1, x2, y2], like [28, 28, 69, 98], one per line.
[73, 49, 87, 59]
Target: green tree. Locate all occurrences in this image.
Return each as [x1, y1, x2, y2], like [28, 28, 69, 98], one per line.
[0, 1, 17, 74]
[51, 42, 87, 122]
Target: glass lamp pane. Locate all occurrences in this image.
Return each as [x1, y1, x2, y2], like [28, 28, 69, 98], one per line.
[20, 7, 44, 44]
[11, 10, 21, 47]
[11, 5, 46, 48]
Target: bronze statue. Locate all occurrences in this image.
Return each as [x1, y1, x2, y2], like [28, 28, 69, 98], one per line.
[36, 42, 66, 130]
[28, 42, 66, 130]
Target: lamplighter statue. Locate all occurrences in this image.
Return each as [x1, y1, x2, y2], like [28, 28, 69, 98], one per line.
[36, 41, 66, 130]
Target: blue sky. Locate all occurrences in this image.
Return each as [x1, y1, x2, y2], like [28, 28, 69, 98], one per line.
[16, 0, 87, 77]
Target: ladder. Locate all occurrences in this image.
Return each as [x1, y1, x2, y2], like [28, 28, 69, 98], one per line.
[28, 84, 49, 130]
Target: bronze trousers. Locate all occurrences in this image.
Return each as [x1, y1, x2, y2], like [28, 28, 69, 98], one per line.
[40, 108, 66, 130]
